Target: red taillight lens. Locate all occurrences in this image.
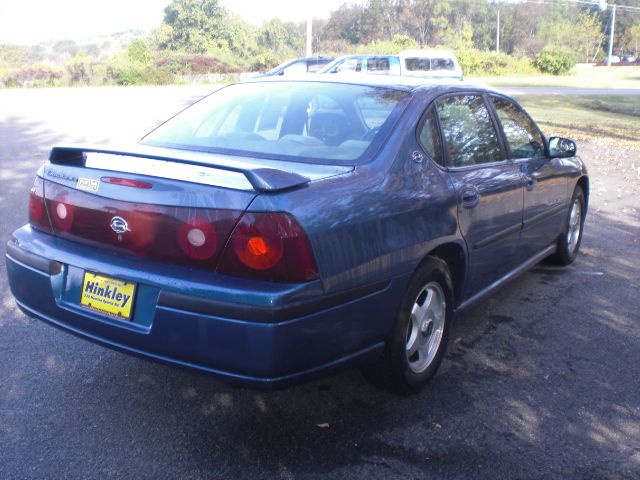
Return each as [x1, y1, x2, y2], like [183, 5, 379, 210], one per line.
[39, 180, 319, 282]
[217, 212, 319, 283]
[101, 177, 153, 189]
[42, 180, 241, 271]
[28, 177, 50, 231]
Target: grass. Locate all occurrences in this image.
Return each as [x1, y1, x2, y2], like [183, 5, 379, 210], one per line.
[515, 94, 640, 150]
[470, 64, 640, 89]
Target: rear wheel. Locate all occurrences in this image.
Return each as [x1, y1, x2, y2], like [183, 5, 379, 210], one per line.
[549, 186, 585, 266]
[362, 257, 453, 393]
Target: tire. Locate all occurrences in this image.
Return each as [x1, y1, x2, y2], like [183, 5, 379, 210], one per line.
[549, 186, 585, 266]
[362, 257, 454, 394]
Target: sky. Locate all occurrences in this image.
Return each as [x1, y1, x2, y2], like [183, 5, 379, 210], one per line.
[0, 0, 351, 44]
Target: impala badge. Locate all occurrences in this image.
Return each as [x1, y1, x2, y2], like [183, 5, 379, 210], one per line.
[110, 216, 131, 235]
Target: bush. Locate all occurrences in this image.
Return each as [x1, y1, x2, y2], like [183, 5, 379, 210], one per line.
[2, 65, 63, 87]
[456, 49, 536, 77]
[534, 48, 577, 75]
[250, 52, 280, 72]
[356, 35, 419, 55]
[156, 54, 241, 75]
[108, 63, 174, 86]
[127, 39, 153, 65]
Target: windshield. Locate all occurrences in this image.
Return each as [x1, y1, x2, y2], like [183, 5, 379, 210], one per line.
[266, 59, 298, 75]
[142, 81, 410, 164]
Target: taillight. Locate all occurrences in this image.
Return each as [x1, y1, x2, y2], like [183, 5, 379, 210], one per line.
[51, 194, 75, 231]
[28, 177, 50, 231]
[177, 216, 218, 260]
[101, 177, 153, 189]
[42, 180, 241, 271]
[39, 180, 319, 283]
[217, 212, 319, 283]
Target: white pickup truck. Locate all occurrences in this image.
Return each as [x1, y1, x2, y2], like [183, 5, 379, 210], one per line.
[319, 49, 464, 81]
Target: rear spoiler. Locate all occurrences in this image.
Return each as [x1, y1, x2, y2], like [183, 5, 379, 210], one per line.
[49, 144, 313, 193]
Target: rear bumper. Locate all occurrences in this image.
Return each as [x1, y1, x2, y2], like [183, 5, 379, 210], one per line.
[6, 226, 408, 389]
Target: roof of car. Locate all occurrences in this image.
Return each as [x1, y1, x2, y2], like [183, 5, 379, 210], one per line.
[241, 73, 498, 94]
[276, 56, 334, 66]
[332, 54, 394, 59]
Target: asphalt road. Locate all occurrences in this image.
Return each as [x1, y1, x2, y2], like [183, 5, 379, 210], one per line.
[1, 86, 639, 479]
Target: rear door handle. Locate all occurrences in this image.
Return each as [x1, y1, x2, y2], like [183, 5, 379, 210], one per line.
[461, 187, 480, 208]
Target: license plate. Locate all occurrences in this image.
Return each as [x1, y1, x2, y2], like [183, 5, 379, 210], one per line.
[80, 272, 136, 320]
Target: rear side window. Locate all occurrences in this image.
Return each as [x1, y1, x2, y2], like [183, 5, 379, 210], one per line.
[367, 57, 391, 73]
[417, 106, 443, 165]
[491, 96, 545, 159]
[405, 57, 455, 72]
[405, 58, 431, 71]
[431, 58, 455, 71]
[436, 95, 502, 167]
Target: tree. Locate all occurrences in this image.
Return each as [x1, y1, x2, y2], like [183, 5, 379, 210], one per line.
[607, 0, 640, 55]
[257, 19, 301, 56]
[161, 0, 227, 53]
[127, 39, 153, 64]
[358, 0, 404, 43]
[324, 3, 365, 44]
[625, 23, 640, 56]
[221, 15, 258, 57]
[53, 40, 79, 57]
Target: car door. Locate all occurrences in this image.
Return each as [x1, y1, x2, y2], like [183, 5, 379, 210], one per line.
[434, 93, 524, 298]
[489, 95, 568, 259]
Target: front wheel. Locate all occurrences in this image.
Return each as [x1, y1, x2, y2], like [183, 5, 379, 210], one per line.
[549, 186, 585, 266]
[362, 257, 453, 393]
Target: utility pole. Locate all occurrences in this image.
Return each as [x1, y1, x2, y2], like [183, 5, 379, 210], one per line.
[496, 8, 500, 54]
[607, 4, 616, 66]
[306, 17, 312, 57]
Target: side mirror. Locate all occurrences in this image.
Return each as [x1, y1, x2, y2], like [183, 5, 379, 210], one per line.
[277, 70, 285, 76]
[548, 137, 577, 158]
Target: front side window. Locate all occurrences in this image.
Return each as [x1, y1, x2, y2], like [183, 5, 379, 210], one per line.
[436, 95, 503, 167]
[307, 61, 328, 73]
[281, 62, 308, 75]
[491, 96, 545, 159]
[336, 58, 362, 73]
[142, 82, 410, 164]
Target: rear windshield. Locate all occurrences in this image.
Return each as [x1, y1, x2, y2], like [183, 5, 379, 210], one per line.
[405, 57, 456, 71]
[142, 82, 410, 164]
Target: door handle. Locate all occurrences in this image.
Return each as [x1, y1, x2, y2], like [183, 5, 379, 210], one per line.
[524, 174, 537, 191]
[461, 188, 480, 208]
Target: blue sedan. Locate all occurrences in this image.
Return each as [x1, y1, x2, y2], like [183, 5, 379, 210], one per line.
[5, 76, 588, 392]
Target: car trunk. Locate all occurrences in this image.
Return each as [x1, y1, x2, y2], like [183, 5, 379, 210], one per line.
[34, 145, 353, 273]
